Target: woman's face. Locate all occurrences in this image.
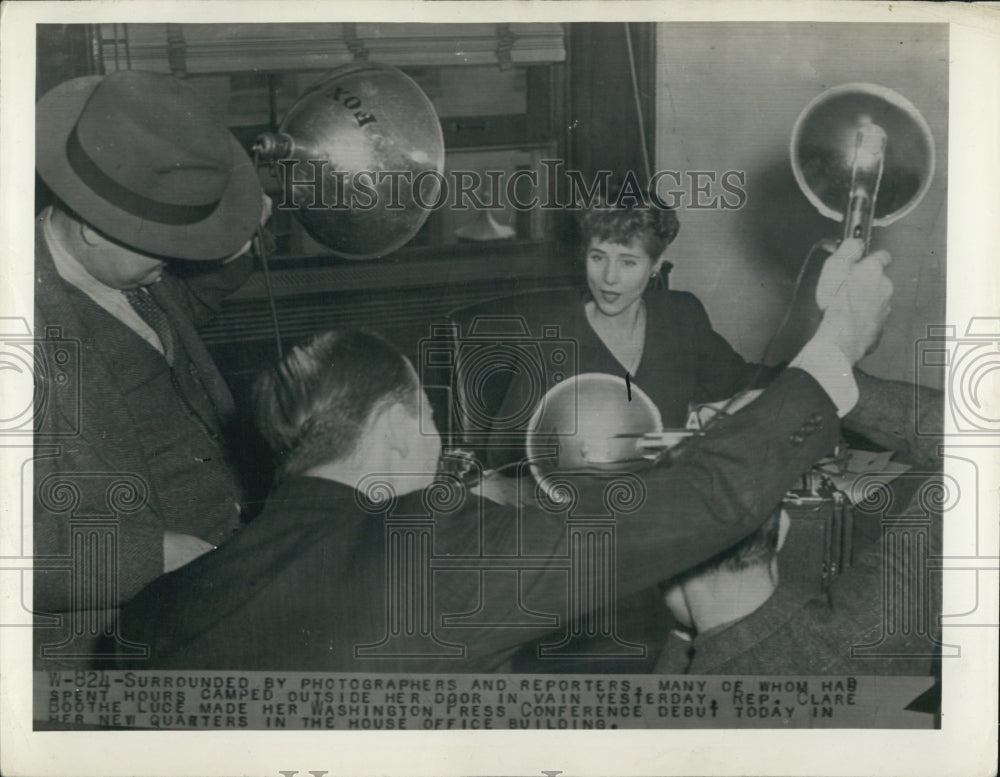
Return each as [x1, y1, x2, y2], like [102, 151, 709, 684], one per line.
[585, 236, 664, 317]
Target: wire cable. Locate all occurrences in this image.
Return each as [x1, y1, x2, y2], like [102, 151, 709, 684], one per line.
[253, 150, 284, 359]
[666, 238, 836, 458]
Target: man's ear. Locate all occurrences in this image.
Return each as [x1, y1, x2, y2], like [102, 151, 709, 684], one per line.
[79, 221, 103, 247]
[382, 401, 416, 458]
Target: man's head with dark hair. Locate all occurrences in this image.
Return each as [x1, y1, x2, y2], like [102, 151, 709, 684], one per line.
[253, 330, 435, 481]
[682, 508, 783, 579]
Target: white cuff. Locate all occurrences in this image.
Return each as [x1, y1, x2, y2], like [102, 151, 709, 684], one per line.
[789, 337, 859, 417]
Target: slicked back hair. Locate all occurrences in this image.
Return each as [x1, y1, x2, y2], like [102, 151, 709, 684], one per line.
[253, 330, 418, 478]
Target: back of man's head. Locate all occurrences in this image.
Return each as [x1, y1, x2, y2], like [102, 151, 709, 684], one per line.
[253, 330, 419, 478]
[674, 508, 784, 584]
[662, 509, 787, 633]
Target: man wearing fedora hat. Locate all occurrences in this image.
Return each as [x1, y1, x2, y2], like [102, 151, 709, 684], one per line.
[33, 69, 269, 626]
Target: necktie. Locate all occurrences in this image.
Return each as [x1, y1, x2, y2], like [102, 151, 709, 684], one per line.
[122, 287, 175, 364]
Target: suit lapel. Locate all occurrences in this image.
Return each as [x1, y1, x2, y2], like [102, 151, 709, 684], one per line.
[148, 282, 235, 421]
[34, 218, 163, 509]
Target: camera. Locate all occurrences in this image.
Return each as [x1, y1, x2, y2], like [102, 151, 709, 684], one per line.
[419, 315, 577, 450]
[0, 322, 80, 437]
[915, 318, 1000, 435]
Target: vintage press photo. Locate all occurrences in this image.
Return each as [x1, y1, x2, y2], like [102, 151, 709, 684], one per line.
[1, 2, 997, 776]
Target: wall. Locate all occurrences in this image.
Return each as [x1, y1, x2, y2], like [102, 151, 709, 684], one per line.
[655, 22, 947, 387]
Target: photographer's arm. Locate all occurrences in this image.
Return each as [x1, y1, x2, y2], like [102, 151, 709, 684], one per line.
[437, 365, 842, 668]
[806, 239, 943, 465]
[445, 240, 894, 664]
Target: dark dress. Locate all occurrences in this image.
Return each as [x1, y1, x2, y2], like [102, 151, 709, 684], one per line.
[569, 288, 775, 425]
[474, 287, 781, 670]
[485, 288, 780, 470]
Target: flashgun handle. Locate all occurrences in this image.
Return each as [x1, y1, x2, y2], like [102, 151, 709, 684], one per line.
[842, 120, 888, 254]
[252, 131, 295, 162]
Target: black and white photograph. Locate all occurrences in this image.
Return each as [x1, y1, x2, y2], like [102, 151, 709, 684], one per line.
[1, 2, 997, 776]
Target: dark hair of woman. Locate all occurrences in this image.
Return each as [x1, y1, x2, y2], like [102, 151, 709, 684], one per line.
[577, 192, 680, 264]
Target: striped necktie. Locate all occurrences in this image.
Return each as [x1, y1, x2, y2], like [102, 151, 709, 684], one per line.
[122, 287, 175, 365]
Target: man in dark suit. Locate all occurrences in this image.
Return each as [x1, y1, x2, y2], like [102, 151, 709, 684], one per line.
[33, 69, 267, 627]
[114, 241, 895, 671]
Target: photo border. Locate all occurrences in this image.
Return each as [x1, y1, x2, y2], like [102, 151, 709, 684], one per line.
[2, 2, 997, 776]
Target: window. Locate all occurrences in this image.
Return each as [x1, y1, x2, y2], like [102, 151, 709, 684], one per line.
[98, 23, 568, 267]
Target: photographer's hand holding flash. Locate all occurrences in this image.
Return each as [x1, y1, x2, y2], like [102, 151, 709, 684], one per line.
[815, 238, 894, 363]
[790, 238, 894, 416]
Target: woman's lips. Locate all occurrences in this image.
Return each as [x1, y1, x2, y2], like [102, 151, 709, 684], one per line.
[599, 291, 621, 303]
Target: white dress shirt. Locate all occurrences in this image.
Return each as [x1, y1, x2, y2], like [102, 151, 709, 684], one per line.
[789, 336, 859, 417]
[41, 206, 165, 355]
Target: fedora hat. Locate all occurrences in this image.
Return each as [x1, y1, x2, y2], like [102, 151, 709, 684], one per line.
[36, 70, 262, 261]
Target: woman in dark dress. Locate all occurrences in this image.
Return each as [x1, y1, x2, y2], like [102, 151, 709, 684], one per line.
[487, 200, 779, 469]
[487, 199, 780, 672]
[568, 201, 771, 427]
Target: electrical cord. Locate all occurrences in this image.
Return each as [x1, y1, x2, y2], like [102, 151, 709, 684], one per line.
[670, 238, 837, 453]
[253, 149, 284, 359]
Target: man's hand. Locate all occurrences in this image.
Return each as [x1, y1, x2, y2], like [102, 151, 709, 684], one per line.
[163, 531, 215, 573]
[813, 238, 894, 365]
[815, 238, 864, 311]
[473, 470, 530, 507]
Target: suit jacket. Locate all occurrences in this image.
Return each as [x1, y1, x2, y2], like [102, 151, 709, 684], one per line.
[653, 505, 943, 677]
[33, 216, 252, 613]
[115, 367, 840, 672]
